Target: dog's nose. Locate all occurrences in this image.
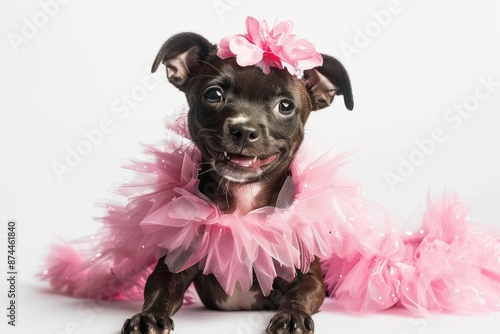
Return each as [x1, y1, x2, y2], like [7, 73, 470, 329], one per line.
[230, 123, 260, 145]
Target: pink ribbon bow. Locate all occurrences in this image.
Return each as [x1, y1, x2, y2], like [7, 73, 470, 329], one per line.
[217, 16, 323, 78]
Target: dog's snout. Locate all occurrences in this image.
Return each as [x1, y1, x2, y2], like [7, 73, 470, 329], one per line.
[230, 123, 260, 145]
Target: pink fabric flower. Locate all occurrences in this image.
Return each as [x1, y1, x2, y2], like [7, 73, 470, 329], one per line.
[217, 16, 323, 77]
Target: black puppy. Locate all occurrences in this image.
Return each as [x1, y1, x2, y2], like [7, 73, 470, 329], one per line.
[121, 32, 353, 334]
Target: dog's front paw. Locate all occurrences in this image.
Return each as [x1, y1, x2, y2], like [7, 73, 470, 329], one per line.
[121, 312, 174, 334]
[266, 310, 314, 334]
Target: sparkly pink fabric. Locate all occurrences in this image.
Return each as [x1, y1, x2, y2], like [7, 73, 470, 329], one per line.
[324, 193, 500, 315]
[41, 115, 500, 315]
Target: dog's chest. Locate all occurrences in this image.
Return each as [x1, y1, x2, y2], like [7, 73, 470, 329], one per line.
[213, 184, 264, 311]
[231, 183, 263, 216]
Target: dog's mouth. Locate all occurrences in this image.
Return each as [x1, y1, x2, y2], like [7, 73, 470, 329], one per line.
[204, 144, 281, 182]
[206, 145, 279, 169]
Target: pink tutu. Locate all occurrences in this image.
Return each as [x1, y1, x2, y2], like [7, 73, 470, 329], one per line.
[41, 115, 500, 316]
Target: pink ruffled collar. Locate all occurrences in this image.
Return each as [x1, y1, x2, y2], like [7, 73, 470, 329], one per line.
[120, 116, 370, 296]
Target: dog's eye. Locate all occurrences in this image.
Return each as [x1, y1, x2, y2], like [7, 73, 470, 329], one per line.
[204, 88, 224, 103]
[275, 99, 295, 116]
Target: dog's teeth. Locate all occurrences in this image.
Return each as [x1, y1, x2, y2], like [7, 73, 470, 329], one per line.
[224, 152, 228, 159]
[252, 157, 257, 163]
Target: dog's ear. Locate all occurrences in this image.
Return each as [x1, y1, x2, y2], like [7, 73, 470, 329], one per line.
[303, 54, 354, 111]
[151, 32, 215, 91]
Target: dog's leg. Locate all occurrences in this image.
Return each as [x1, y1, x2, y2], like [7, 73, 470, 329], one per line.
[266, 258, 325, 334]
[121, 256, 198, 334]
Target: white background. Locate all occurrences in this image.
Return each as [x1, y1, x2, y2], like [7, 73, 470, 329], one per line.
[1, 0, 500, 333]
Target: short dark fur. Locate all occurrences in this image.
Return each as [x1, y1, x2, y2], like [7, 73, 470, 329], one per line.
[121, 32, 353, 334]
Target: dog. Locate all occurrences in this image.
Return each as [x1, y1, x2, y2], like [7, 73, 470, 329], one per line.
[120, 31, 353, 334]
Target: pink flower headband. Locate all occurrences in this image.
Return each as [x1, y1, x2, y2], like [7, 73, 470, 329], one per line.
[217, 16, 323, 78]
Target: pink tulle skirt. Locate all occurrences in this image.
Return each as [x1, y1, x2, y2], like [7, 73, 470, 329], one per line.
[41, 115, 500, 316]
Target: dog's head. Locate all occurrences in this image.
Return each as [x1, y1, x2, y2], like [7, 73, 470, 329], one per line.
[152, 32, 353, 184]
